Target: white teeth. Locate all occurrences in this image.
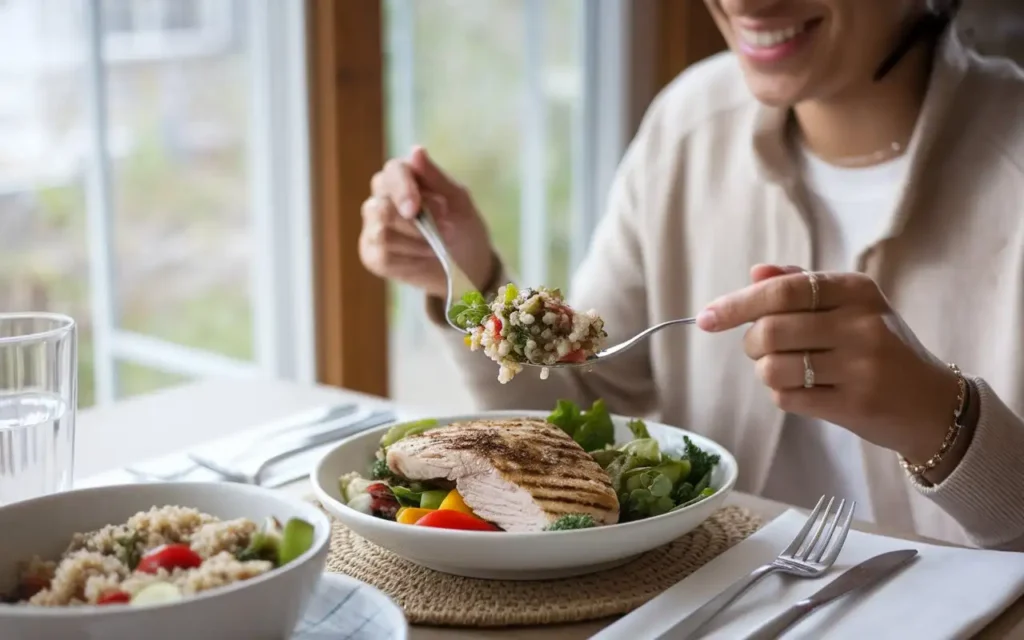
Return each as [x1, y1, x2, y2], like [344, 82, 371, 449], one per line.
[738, 24, 805, 49]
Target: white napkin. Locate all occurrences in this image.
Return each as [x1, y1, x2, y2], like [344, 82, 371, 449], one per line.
[594, 509, 1024, 640]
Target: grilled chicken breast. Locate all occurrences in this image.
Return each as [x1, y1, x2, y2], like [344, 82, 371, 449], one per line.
[386, 418, 619, 532]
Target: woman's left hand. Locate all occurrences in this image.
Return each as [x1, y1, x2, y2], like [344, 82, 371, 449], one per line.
[696, 264, 961, 464]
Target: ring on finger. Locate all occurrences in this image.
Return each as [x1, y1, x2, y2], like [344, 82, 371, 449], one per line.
[803, 351, 815, 388]
[804, 270, 820, 311]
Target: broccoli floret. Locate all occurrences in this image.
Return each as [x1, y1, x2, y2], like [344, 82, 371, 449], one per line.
[545, 514, 597, 531]
[371, 458, 393, 480]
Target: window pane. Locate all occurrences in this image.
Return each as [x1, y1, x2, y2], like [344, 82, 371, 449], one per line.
[116, 360, 190, 398]
[104, 0, 255, 362]
[384, 0, 583, 412]
[0, 0, 97, 408]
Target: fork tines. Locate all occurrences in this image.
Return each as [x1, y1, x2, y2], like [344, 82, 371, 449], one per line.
[782, 495, 857, 568]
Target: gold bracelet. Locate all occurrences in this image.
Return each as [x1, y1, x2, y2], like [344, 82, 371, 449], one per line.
[898, 363, 967, 477]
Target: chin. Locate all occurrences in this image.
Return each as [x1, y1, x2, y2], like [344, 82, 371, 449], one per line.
[740, 72, 809, 108]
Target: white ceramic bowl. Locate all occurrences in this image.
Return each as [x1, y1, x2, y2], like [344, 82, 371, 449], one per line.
[313, 411, 738, 580]
[0, 482, 331, 640]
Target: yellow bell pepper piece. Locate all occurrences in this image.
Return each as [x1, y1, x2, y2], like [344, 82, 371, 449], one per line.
[396, 507, 435, 525]
[438, 489, 475, 516]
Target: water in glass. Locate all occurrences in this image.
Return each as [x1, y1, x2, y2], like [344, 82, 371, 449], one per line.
[0, 313, 77, 505]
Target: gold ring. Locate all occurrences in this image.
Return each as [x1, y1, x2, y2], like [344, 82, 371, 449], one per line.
[805, 270, 820, 311]
[803, 351, 815, 388]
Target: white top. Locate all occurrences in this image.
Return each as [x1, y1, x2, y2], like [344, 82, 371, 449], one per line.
[761, 147, 911, 522]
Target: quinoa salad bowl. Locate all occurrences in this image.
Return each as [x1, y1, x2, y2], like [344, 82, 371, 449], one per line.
[0, 482, 331, 640]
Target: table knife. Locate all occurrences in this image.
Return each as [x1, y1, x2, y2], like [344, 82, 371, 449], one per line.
[743, 549, 918, 640]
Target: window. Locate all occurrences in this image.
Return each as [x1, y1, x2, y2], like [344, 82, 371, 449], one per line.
[381, 0, 633, 411]
[0, 0, 313, 407]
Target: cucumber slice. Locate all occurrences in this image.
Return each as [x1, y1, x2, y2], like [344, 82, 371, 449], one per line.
[278, 518, 316, 566]
[130, 582, 183, 607]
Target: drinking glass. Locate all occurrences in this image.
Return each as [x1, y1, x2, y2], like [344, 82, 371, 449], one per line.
[0, 313, 77, 504]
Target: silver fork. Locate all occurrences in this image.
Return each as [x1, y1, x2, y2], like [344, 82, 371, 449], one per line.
[657, 495, 856, 640]
[412, 207, 697, 367]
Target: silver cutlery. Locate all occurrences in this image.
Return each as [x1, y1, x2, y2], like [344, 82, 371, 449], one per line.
[412, 208, 697, 369]
[125, 402, 359, 481]
[743, 549, 918, 640]
[658, 495, 856, 640]
[189, 410, 395, 485]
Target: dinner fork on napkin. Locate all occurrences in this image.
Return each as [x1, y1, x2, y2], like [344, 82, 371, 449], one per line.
[595, 510, 1024, 639]
[656, 495, 854, 639]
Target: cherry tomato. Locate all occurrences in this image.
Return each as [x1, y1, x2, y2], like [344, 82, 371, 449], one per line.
[367, 482, 400, 520]
[97, 590, 131, 605]
[489, 315, 503, 339]
[415, 510, 500, 531]
[136, 544, 203, 574]
[559, 349, 588, 363]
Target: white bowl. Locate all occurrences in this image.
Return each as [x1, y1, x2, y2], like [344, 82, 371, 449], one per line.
[312, 411, 738, 580]
[0, 482, 331, 640]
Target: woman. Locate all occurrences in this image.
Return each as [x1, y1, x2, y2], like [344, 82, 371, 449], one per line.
[358, 0, 1024, 549]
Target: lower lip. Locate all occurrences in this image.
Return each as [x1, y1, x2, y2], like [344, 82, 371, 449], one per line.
[737, 21, 819, 64]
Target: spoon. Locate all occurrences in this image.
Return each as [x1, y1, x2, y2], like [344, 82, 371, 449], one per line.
[412, 208, 696, 368]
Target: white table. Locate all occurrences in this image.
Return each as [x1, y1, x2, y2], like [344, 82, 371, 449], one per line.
[77, 379, 1024, 639]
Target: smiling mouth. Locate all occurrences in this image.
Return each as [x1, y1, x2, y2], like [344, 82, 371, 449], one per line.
[737, 19, 821, 50]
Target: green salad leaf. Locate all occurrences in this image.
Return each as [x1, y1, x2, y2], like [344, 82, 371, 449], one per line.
[545, 401, 724, 523]
[547, 398, 615, 452]
[447, 291, 492, 330]
[390, 485, 423, 508]
[380, 419, 440, 449]
[627, 419, 650, 439]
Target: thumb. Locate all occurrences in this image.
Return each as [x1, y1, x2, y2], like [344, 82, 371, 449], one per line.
[750, 263, 804, 284]
[408, 146, 462, 199]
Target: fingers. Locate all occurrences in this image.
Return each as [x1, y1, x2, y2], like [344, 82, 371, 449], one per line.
[743, 309, 847, 360]
[700, 271, 883, 332]
[749, 264, 803, 283]
[755, 350, 843, 390]
[360, 195, 422, 241]
[372, 159, 423, 219]
[408, 146, 465, 200]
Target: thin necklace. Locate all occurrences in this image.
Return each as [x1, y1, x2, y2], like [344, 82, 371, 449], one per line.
[827, 141, 907, 168]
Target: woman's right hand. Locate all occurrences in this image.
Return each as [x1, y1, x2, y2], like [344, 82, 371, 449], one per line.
[359, 146, 497, 299]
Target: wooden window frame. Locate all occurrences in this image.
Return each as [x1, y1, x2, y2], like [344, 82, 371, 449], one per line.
[303, 0, 723, 398]
[305, 0, 389, 397]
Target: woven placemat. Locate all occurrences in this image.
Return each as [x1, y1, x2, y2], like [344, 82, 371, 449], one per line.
[322, 506, 763, 627]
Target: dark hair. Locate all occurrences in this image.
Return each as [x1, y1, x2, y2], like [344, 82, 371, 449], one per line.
[873, 0, 964, 81]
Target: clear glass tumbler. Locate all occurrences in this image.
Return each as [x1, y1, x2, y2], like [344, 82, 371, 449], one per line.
[0, 313, 77, 505]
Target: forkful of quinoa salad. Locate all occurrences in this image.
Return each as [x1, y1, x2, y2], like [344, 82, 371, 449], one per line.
[413, 208, 696, 383]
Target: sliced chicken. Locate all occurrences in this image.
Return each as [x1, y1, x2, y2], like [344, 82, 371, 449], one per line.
[386, 418, 619, 532]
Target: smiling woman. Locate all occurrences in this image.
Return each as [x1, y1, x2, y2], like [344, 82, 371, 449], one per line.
[356, 0, 1024, 553]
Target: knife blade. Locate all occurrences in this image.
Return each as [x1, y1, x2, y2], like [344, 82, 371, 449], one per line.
[743, 549, 918, 640]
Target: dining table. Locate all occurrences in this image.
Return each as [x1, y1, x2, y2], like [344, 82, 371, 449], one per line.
[75, 377, 1024, 639]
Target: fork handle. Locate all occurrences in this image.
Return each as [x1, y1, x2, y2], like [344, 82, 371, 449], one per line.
[656, 564, 779, 639]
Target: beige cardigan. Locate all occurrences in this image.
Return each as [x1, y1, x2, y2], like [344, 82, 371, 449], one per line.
[429, 33, 1024, 550]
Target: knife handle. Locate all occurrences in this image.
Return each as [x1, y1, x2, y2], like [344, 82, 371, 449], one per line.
[657, 564, 779, 639]
[743, 599, 816, 640]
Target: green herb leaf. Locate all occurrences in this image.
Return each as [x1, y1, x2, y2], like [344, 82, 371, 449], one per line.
[544, 514, 597, 531]
[448, 291, 492, 330]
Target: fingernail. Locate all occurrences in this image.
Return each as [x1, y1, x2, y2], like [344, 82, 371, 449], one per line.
[399, 200, 418, 218]
[697, 308, 718, 331]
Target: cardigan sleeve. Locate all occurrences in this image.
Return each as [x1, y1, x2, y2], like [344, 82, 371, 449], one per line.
[912, 377, 1024, 550]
